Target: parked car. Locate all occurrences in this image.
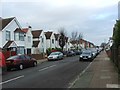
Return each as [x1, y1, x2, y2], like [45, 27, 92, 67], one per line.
[0, 51, 7, 74]
[87, 48, 98, 58]
[66, 51, 76, 57]
[6, 55, 37, 71]
[79, 50, 93, 61]
[73, 50, 82, 55]
[47, 52, 64, 61]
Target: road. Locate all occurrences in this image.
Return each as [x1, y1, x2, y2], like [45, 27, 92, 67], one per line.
[2, 55, 91, 88]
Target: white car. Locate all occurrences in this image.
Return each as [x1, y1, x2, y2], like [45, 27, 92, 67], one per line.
[47, 52, 64, 61]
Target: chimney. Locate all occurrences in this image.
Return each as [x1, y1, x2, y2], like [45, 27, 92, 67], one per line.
[28, 26, 32, 31]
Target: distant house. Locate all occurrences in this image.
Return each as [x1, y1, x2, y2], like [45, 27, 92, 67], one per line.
[0, 17, 25, 54]
[22, 26, 33, 54]
[70, 39, 95, 49]
[32, 30, 46, 54]
[45, 31, 55, 49]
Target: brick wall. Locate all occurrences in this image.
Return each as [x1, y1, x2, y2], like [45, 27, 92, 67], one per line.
[29, 54, 45, 60]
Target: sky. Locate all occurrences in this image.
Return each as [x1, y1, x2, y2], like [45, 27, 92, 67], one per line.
[1, 0, 120, 46]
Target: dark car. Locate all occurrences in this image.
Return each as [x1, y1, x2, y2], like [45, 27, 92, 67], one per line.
[66, 51, 76, 57]
[79, 50, 93, 61]
[6, 55, 37, 71]
[73, 50, 82, 55]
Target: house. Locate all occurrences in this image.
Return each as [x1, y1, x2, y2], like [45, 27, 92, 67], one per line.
[0, 17, 25, 54]
[22, 26, 33, 54]
[45, 31, 55, 49]
[79, 39, 87, 48]
[32, 30, 46, 54]
[54, 33, 60, 48]
[64, 37, 71, 51]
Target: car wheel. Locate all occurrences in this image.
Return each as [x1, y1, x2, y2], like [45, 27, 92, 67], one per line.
[7, 68, 11, 71]
[19, 64, 24, 70]
[33, 62, 37, 67]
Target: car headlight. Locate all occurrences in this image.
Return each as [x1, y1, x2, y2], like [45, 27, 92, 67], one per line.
[80, 56, 82, 58]
[88, 56, 91, 58]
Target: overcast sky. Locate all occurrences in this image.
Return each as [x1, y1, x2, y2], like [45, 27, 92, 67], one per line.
[1, 0, 120, 46]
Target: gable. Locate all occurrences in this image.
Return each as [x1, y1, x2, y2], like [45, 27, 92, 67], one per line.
[32, 30, 42, 38]
[32, 41, 40, 47]
[1, 17, 15, 30]
[45, 32, 52, 39]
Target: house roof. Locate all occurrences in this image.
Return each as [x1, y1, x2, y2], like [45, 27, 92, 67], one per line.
[14, 28, 25, 33]
[1, 17, 15, 30]
[32, 30, 42, 38]
[22, 28, 29, 33]
[45, 31, 53, 39]
[54, 34, 59, 40]
[32, 41, 40, 47]
[3, 41, 14, 48]
[70, 40, 78, 44]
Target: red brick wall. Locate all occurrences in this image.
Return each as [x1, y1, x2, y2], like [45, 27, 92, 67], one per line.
[29, 54, 45, 60]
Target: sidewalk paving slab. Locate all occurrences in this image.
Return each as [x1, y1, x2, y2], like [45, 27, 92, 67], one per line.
[71, 51, 120, 88]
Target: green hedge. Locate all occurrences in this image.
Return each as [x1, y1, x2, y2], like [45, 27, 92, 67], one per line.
[113, 20, 120, 47]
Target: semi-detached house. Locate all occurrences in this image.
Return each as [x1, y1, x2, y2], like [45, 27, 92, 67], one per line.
[45, 31, 56, 49]
[0, 17, 25, 54]
[32, 30, 46, 54]
[22, 26, 33, 54]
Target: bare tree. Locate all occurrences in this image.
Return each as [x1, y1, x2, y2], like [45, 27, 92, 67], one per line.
[71, 31, 78, 41]
[58, 27, 66, 51]
[71, 31, 83, 49]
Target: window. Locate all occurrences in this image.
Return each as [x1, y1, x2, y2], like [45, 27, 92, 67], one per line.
[19, 55, 26, 60]
[17, 47, 25, 54]
[42, 38, 44, 43]
[6, 31, 10, 40]
[28, 36, 31, 42]
[19, 33, 24, 41]
[52, 39, 54, 44]
[14, 33, 19, 41]
[14, 32, 24, 41]
[25, 55, 31, 60]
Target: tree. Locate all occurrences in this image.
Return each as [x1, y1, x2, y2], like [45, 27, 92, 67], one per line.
[113, 20, 120, 48]
[71, 31, 78, 41]
[58, 27, 66, 51]
[71, 31, 83, 49]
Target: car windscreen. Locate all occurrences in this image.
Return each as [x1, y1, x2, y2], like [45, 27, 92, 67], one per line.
[82, 52, 91, 55]
[7, 56, 19, 60]
[50, 52, 59, 55]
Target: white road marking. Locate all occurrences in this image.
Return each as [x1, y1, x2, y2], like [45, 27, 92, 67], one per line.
[68, 61, 93, 88]
[0, 75, 24, 85]
[106, 84, 120, 88]
[39, 65, 56, 72]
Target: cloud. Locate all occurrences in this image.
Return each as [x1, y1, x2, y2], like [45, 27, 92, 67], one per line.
[1, 0, 119, 45]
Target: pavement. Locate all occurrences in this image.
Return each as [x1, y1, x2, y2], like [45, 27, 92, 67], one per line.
[37, 58, 48, 64]
[71, 50, 120, 88]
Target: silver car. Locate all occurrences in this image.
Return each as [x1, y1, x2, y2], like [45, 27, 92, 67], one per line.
[47, 52, 64, 61]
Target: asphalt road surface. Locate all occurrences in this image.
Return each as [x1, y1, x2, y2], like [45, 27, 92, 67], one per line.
[1, 55, 91, 88]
